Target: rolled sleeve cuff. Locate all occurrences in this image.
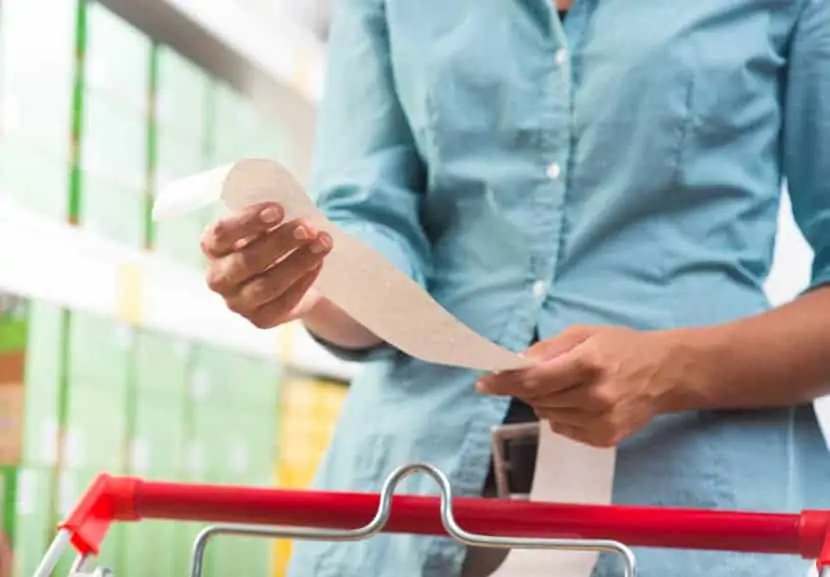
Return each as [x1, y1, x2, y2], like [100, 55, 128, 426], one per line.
[306, 328, 393, 362]
[333, 218, 426, 286]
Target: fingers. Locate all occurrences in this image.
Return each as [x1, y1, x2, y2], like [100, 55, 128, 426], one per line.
[202, 203, 333, 330]
[477, 326, 599, 398]
[545, 420, 603, 447]
[524, 325, 597, 361]
[543, 415, 623, 448]
[201, 202, 285, 258]
[538, 409, 612, 448]
[477, 346, 597, 400]
[246, 266, 323, 329]
[225, 237, 331, 312]
[534, 404, 595, 425]
[206, 220, 329, 294]
[529, 381, 618, 412]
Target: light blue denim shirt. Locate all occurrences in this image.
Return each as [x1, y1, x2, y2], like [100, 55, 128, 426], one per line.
[287, 1, 830, 576]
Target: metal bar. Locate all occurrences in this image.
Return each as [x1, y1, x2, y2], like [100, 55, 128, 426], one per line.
[188, 463, 637, 577]
[32, 530, 71, 577]
[191, 463, 637, 577]
[70, 555, 94, 574]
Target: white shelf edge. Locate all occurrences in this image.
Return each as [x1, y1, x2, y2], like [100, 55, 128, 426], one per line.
[0, 201, 354, 382]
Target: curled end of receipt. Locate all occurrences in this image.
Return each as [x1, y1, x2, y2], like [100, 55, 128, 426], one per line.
[152, 163, 236, 221]
[152, 159, 313, 223]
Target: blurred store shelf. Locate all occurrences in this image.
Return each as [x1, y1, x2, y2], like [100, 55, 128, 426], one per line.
[99, 0, 326, 180]
[0, 200, 357, 382]
[103, 0, 325, 101]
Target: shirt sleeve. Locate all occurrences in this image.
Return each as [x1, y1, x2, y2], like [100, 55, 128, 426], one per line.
[306, 0, 430, 360]
[784, 0, 830, 292]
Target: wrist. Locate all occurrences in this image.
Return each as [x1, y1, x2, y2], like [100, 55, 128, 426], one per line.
[656, 325, 732, 413]
[301, 298, 383, 351]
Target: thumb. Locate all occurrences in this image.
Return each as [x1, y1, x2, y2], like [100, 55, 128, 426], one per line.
[524, 325, 597, 361]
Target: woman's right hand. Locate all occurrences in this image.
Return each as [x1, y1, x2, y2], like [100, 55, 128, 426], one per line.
[200, 202, 332, 329]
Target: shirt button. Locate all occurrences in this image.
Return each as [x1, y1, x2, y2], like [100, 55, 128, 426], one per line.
[555, 48, 568, 66]
[532, 280, 547, 300]
[546, 162, 562, 180]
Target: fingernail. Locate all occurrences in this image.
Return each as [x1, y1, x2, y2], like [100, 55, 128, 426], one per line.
[310, 235, 331, 254]
[294, 225, 309, 240]
[260, 206, 282, 223]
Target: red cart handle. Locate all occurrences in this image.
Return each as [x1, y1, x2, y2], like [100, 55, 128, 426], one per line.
[60, 472, 830, 568]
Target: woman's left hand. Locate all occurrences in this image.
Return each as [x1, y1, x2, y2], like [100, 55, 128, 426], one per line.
[477, 325, 693, 447]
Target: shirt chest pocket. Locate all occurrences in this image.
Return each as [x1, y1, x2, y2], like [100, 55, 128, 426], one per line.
[388, 1, 553, 154]
[684, 31, 786, 138]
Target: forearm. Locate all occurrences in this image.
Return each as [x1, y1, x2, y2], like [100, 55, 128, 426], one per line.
[667, 286, 830, 412]
[301, 297, 383, 351]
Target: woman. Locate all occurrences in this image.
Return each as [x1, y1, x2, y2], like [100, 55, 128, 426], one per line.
[200, 0, 830, 575]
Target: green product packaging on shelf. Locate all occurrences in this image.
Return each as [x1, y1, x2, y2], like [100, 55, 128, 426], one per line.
[188, 344, 235, 404]
[0, 319, 25, 354]
[0, 300, 63, 467]
[66, 311, 133, 392]
[20, 302, 63, 468]
[122, 519, 177, 577]
[84, 1, 151, 110]
[0, 74, 75, 162]
[77, 175, 147, 248]
[0, 465, 17, 540]
[151, 215, 206, 268]
[63, 386, 129, 471]
[212, 534, 271, 577]
[155, 45, 211, 142]
[80, 90, 148, 191]
[212, 82, 259, 153]
[189, 405, 233, 474]
[0, 0, 78, 161]
[206, 82, 290, 164]
[181, 437, 205, 483]
[64, 313, 132, 471]
[0, 141, 72, 223]
[130, 392, 186, 476]
[154, 128, 209, 193]
[134, 329, 191, 395]
[10, 466, 55, 577]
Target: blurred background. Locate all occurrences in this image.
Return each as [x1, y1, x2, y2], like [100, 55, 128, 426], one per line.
[0, 0, 349, 576]
[0, 0, 815, 576]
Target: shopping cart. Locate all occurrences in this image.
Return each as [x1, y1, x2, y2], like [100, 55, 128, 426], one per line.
[29, 461, 830, 577]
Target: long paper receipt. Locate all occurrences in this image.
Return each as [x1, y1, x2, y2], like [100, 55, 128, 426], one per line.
[153, 159, 532, 372]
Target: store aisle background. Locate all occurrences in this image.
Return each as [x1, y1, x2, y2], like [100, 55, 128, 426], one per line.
[0, 0, 816, 576]
[0, 1, 346, 576]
